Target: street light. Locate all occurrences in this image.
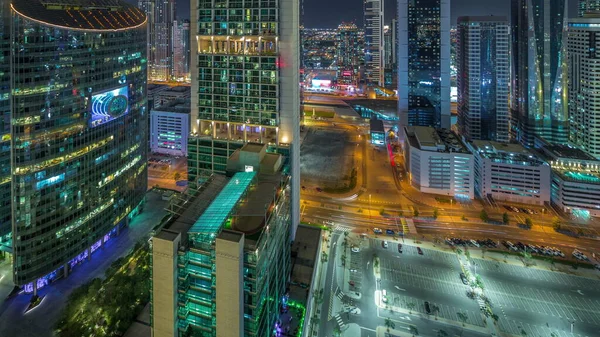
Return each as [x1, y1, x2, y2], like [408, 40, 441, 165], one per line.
[369, 194, 373, 227]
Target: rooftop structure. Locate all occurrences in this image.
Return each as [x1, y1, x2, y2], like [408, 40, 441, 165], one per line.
[470, 140, 547, 167]
[405, 126, 470, 154]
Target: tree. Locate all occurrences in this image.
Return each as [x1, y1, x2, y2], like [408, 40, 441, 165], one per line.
[409, 325, 419, 336]
[437, 330, 449, 337]
[380, 208, 385, 216]
[433, 208, 439, 219]
[430, 303, 440, 318]
[333, 326, 341, 337]
[341, 254, 346, 266]
[520, 328, 527, 336]
[502, 212, 509, 225]
[479, 210, 489, 222]
[552, 217, 562, 231]
[406, 302, 415, 313]
[525, 217, 533, 228]
[461, 215, 468, 221]
[384, 318, 395, 332]
[173, 172, 181, 181]
[457, 312, 468, 326]
[413, 208, 420, 217]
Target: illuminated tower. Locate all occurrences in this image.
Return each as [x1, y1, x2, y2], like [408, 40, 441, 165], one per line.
[336, 22, 360, 87]
[189, 0, 300, 233]
[138, 0, 176, 82]
[397, 0, 451, 129]
[364, 0, 384, 86]
[0, 0, 11, 252]
[9, 0, 148, 290]
[511, 0, 568, 147]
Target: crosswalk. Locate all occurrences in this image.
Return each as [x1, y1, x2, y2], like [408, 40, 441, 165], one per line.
[335, 287, 345, 300]
[334, 225, 352, 233]
[333, 314, 346, 329]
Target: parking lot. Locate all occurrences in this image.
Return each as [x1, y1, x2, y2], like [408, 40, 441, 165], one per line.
[476, 258, 600, 337]
[374, 240, 486, 328]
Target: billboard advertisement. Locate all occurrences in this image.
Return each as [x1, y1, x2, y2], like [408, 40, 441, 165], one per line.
[89, 86, 129, 128]
[311, 79, 331, 88]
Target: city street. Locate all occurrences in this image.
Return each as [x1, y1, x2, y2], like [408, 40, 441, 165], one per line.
[0, 190, 169, 337]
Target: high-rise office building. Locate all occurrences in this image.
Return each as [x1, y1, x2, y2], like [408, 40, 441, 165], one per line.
[457, 16, 510, 143]
[189, 0, 300, 234]
[151, 145, 292, 337]
[580, 0, 600, 17]
[398, 0, 451, 129]
[364, 0, 384, 86]
[511, 0, 568, 147]
[568, 17, 600, 158]
[139, 0, 176, 82]
[0, 0, 11, 252]
[336, 22, 360, 87]
[172, 19, 191, 81]
[9, 0, 148, 290]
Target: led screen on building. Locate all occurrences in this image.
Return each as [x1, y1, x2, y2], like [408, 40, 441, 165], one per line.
[89, 86, 129, 128]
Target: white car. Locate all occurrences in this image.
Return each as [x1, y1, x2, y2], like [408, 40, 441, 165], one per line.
[373, 228, 383, 234]
[351, 246, 360, 253]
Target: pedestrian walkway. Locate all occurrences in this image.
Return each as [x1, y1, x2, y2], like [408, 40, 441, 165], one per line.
[334, 313, 347, 330]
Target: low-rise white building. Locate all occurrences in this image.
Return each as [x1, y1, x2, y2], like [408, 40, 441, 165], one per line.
[403, 126, 474, 199]
[150, 100, 190, 156]
[468, 140, 551, 205]
[538, 145, 600, 218]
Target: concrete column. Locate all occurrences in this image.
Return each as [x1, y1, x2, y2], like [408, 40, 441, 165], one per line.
[87, 247, 91, 261]
[64, 263, 69, 278]
[243, 125, 247, 142]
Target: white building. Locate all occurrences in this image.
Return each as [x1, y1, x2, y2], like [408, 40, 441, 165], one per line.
[538, 145, 600, 218]
[468, 140, 551, 205]
[150, 100, 190, 156]
[456, 16, 510, 143]
[568, 18, 600, 159]
[403, 126, 474, 199]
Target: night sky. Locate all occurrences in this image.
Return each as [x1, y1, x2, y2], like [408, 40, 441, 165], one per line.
[130, 0, 579, 28]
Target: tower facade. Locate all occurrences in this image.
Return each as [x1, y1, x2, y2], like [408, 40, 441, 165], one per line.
[189, 0, 300, 235]
[0, 0, 11, 250]
[364, 0, 384, 86]
[172, 19, 191, 81]
[568, 18, 600, 158]
[139, 0, 176, 82]
[579, 0, 600, 17]
[457, 16, 510, 143]
[336, 22, 360, 87]
[10, 0, 148, 287]
[398, 0, 451, 129]
[511, 0, 568, 147]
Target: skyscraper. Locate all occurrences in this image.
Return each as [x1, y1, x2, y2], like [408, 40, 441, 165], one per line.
[139, 0, 176, 82]
[364, 0, 384, 86]
[9, 0, 148, 290]
[568, 17, 600, 158]
[189, 0, 300, 233]
[579, 0, 600, 17]
[0, 0, 11, 252]
[398, 0, 451, 129]
[511, 0, 568, 147]
[172, 19, 190, 81]
[336, 22, 360, 87]
[457, 16, 510, 143]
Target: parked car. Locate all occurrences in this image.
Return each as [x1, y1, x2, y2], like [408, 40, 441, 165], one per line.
[373, 228, 383, 234]
[460, 272, 468, 285]
[397, 244, 403, 254]
[417, 247, 423, 255]
[382, 241, 389, 249]
[351, 246, 360, 253]
[386, 229, 395, 236]
[424, 301, 431, 314]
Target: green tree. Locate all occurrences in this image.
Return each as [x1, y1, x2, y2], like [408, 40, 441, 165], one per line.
[341, 254, 346, 266]
[406, 302, 416, 313]
[409, 325, 419, 336]
[380, 208, 385, 216]
[502, 212, 509, 225]
[479, 210, 489, 222]
[333, 326, 341, 337]
[525, 217, 533, 228]
[457, 312, 468, 326]
[552, 217, 562, 231]
[384, 318, 395, 332]
[173, 172, 181, 181]
[433, 208, 439, 219]
[413, 208, 420, 217]
[437, 330, 449, 337]
[461, 215, 468, 221]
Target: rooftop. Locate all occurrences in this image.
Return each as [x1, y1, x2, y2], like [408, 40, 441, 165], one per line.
[12, 0, 146, 31]
[243, 142, 266, 153]
[189, 171, 256, 234]
[470, 140, 546, 167]
[151, 100, 191, 114]
[541, 144, 597, 161]
[405, 126, 470, 154]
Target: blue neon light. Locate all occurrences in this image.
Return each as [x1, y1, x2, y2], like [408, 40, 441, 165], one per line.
[89, 86, 129, 128]
[35, 173, 65, 190]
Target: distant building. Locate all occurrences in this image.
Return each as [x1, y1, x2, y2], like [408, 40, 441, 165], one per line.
[580, 0, 600, 17]
[511, 0, 569, 147]
[151, 144, 291, 337]
[138, 0, 175, 82]
[156, 85, 191, 105]
[567, 18, 600, 159]
[0, 0, 10, 250]
[457, 16, 510, 143]
[398, 0, 451, 129]
[150, 101, 190, 156]
[336, 22, 360, 87]
[538, 145, 600, 217]
[468, 141, 551, 205]
[364, 0, 384, 86]
[403, 126, 474, 199]
[172, 19, 190, 81]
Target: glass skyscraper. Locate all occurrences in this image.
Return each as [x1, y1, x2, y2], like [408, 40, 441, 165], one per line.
[511, 0, 568, 147]
[579, 0, 600, 17]
[9, 0, 148, 289]
[188, 0, 300, 233]
[457, 16, 510, 143]
[364, 0, 384, 86]
[336, 22, 360, 87]
[139, 0, 176, 82]
[398, 0, 451, 129]
[0, 0, 11, 252]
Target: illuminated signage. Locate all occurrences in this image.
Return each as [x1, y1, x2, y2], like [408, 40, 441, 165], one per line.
[245, 165, 254, 172]
[89, 86, 129, 128]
